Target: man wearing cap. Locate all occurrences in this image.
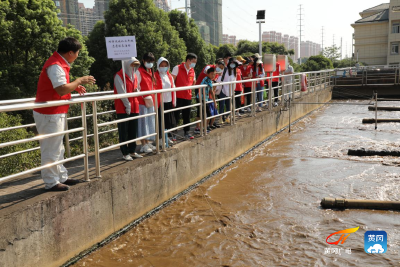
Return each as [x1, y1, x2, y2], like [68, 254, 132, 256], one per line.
[33, 37, 96, 191]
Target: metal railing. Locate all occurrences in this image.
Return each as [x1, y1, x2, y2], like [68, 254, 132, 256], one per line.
[0, 69, 336, 184]
[334, 66, 400, 86]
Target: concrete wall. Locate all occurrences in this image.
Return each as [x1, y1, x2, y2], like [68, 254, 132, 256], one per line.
[0, 87, 332, 267]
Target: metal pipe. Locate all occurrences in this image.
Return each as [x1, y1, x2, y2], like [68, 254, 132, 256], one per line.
[251, 81, 255, 116]
[375, 93, 378, 130]
[269, 75, 272, 111]
[64, 117, 71, 158]
[92, 101, 101, 178]
[155, 92, 159, 154]
[81, 102, 89, 181]
[160, 93, 166, 152]
[203, 87, 208, 135]
[199, 86, 203, 136]
[321, 197, 400, 211]
[231, 83, 235, 125]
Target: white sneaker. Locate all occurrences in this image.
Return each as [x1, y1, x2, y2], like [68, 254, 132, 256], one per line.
[140, 144, 153, 153]
[130, 152, 143, 159]
[148, 143, 156, 151]
[168, 138, 174, 145]
[235, 112, 242, 117]
[273, 102, 278, 107]
[246, 108, 251, 112]
[122, 155, 133, 161]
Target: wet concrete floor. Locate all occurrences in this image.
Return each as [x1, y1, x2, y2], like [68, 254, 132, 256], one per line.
[74, 100, 400, 267]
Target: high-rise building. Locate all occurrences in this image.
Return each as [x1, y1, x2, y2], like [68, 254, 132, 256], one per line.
[196, 21, 211, 44]
[222, 34, 229, 44]
[191, 0, 222, 46]
[78, 3, 95, 36]
[153, 0, 170, 12]
[228, 35, 237, 46]
[94, 0, 110, 21]
[53, 0, 81, 30]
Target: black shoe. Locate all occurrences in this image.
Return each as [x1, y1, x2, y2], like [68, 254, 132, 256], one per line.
[213, 123, 221, 128]
[63, 179, 81, 186]
[47, 183, 69, 191]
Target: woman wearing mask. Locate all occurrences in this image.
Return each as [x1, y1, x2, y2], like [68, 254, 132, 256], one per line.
[234, 60, 244, 116]
[253, 57, 266, 112]
[136, 52, 157, 153]
[114, 57, 143, 161]
[242, 58, 253, 112]
[155, 57, 176, 146]
[216, 58, 236, 124]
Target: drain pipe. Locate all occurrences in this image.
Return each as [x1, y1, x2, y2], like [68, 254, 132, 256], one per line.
[321, 197, 400, 211]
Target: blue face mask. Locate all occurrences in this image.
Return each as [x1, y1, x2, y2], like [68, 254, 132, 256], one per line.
[190, 62, 196, 68]
[159, 67, 168, 74]
[230, 64, 236, 69]
[145, 62, 154, 69]
[216, 67, 223, 73]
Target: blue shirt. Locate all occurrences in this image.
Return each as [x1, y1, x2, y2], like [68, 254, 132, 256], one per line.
[198, 76, 213, 101]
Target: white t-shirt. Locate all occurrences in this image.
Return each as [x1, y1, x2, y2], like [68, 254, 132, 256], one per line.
[159, 73, 175, 103]
[46, 53, 70, 88]
[171, 64, 196, 78]
[216, 69, 236, 96]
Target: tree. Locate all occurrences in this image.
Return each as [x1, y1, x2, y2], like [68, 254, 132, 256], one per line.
[88, 0, 187, 89]
[301, 55, 333, 72]
[168, 10, 215, 73]
[216, 44, 237, 59]
[236, 40, 258, 56]
[0, 0, 93, 100]
[324, 45, 341, 62]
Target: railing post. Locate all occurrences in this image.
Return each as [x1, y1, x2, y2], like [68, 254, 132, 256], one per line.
[231, 83, 236, 125]
[280, 73, 285, 107]
[230, 83, 233, 125]
[199, 86, 204, 136]
[160, 93, 166, 152]
[251, 81, 256, 116]
[365, 69, 368, 86]
[81, 102, 89, 181]
[92, 101, 101, 178]
[155, 92, 160, 154]
[64, 117, 71, 158]
[268, 74, 272, 111]
[202, 87, 207, 136]
[375, 92, 378, 130]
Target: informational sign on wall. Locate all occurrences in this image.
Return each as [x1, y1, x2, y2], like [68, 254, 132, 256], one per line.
[105, 36, 137, 59]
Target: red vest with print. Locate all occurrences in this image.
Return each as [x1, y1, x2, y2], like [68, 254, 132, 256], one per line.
[34, 52, 71, 114]
[235, 68, 243, 92]
[155, 71, 175, 108]
[196, 64, 215, 85]
[175, 63, 195, 100]
[242, 66, 253, 88]
[137, 67, 156, 106]
[267, 63, 281, 82]
[253, 66, 265, 87]
[113, 70, 139, 114]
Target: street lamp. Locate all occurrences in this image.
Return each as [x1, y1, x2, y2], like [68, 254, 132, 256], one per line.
[256, 10, 266, 57]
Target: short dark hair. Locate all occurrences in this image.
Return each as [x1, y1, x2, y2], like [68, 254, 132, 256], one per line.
[223, 53, 232, 59]
[207, 67, 216, 74]
[215, 58, 223, 64]
[186, 53, 197, 61]
[57, 37, 82, 54]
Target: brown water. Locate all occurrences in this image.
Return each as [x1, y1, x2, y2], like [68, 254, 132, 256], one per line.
[74, 100, 400, 267]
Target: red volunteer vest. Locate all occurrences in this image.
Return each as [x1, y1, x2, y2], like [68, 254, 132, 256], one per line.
[175, 63, 195, 100]
[113, 69, 139, 114]
[235, 68, 243, 92]
[137, 67, 155, 106]
[34, 52, 71, 114]
[242, 66, 253, 88]
[267, 63, 281, 82]
[155, 71, 176, 108]
[253, 66, 265, 87]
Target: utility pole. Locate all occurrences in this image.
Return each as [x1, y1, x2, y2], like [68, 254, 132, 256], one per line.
[298, 4, 304, 63]
[341, 37, 343, 60]
[185, 0, 188, 16]
[321, 26, 324, 54]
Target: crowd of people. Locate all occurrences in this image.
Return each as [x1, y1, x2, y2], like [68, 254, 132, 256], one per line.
[33, 37, 295, 191]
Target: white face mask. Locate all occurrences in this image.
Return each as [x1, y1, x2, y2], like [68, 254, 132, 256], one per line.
[190, 62, 196, 68]
[159, 67, 168, 74]
[145, 62, 154, 69]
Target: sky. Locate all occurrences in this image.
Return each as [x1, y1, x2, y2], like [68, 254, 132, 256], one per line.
[79, 0, 387, 58]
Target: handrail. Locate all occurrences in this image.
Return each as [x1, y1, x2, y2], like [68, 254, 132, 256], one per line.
[0, 69, 336, 184]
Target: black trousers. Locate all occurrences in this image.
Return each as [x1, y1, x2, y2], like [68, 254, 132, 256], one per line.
[174, 98, 192, 134]
[117, 113, 138, 156]
[158, 102, 177, 137]
[235, 91, 242, 111]
[272, 81, 279, 102]
[244, 87, 252, 107]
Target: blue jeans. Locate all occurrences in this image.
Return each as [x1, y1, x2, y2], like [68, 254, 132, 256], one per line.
[256, 83, 263, 107]
[218, 91, 231, 121]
